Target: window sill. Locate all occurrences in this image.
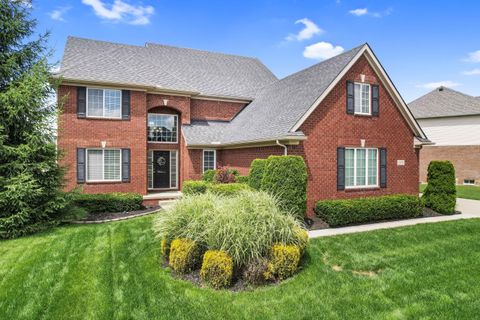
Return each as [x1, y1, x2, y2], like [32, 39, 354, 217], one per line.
[84, 180, 123, 184]
[345, 187, 380, 192]
[83, 116, 126, 121]
[148, 141, 179, 144]
[353, 113, 373, 117]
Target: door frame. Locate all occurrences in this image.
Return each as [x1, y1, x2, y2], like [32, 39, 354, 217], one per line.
[148, 149, 178, 191]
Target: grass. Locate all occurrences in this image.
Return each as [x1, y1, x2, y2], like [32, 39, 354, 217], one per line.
[1, 216, 480, 319]
[420, 183, 480, 200]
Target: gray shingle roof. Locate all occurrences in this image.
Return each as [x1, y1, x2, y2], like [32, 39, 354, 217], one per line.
[183, 44, 365, 145]
[58, 36, 277, 100]
[409, 87, 480, 119]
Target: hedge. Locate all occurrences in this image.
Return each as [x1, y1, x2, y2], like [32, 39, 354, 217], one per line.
[72, 192, 143, 214]
[202, 170, 216, 182]
[236, 175, 249, 184]
[314, 195, 423, 227]
[248, 159, 267, 190]
[207, 183, 251, 196]
[423, 161, 456, 215]
[261, 156, 307, 220]
[183, 180, 209, 195]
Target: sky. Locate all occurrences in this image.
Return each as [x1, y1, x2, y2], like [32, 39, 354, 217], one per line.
[30, 0, 480, 102]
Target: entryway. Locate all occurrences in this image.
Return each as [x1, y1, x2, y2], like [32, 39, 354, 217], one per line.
[148, 150, 178, 190]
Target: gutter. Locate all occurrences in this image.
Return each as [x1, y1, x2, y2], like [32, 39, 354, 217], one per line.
[276, 140, 288, 155]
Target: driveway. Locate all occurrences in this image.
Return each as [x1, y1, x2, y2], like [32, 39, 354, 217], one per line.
[309, 198, 480, 238]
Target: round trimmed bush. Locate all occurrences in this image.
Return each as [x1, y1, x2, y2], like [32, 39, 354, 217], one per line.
[200, 250, 233, 289]
[264, 244, 301, 280]
[423, 161, 456, 215]
[248, 159, 267, 190]
[168, 238, 201, 273]
[261, 155, 308, 220]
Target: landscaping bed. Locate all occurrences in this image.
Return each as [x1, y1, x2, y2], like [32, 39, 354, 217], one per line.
[74, 206, 160, 223]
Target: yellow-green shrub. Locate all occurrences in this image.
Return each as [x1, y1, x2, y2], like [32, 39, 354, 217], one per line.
[265, 244, 301, 280]
[200, 250, 233, 289]
[161, 238, 171, 259]
[169, 238, 200, 273]
[293, 226, 309, 254]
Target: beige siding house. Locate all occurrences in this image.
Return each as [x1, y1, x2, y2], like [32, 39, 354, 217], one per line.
[409, 87, 480, 185]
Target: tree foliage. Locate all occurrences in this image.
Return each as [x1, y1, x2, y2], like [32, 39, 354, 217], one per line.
[0, 0, 66, 238]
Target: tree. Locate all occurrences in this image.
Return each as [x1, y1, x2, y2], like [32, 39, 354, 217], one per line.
[0, 0, 66, 238]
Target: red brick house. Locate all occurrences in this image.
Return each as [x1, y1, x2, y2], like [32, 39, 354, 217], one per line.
[56, 37, 429, 214]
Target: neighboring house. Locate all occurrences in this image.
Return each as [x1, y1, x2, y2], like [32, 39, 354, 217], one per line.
[409, 87, 480, 185]
[55, 36, 429, 213]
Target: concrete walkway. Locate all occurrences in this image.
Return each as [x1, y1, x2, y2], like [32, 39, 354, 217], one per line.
[309, 198, 480, 238]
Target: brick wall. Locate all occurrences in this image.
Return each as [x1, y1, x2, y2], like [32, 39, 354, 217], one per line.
[419, 145, 480, 185]
[190, 99, 246, 121]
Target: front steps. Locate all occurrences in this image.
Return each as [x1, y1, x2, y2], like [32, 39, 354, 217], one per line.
[143, 191, 182, 209]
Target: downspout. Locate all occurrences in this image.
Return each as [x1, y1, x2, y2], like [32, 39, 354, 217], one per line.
[276, 140, 288, 156]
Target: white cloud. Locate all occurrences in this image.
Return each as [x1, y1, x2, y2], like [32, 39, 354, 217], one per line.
[465, 50, 480, 63]
[49, 7, 70, 22]
[349, 8, 368, 16]
[463, 68, 480, 76]
[82, 0, 155, 25]
[303, 42, 344, 60]
[285, 18, 323, 41]
[416, 81, 461, 89]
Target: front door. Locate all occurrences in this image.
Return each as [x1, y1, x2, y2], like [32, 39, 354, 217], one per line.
[153, 151, 170, 189]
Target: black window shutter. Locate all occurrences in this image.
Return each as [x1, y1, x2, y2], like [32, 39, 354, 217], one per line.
[380, 148, 387, 188]
[122, 90, 131, 120]
[346, 81, 355, 114]
[122, 148, 131, 182]
[77, 87, 86, 118]
[372, 84, 379, 116]
[337, 147, 346, 190]
[77, 148, 86, 183]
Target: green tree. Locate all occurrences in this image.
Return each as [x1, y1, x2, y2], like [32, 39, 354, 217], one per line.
[0, 0, 66, 238]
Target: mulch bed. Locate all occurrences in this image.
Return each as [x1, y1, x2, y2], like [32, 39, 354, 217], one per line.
[74, 206, 161, 223]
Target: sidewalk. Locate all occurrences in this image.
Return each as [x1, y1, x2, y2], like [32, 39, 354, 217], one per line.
[309, 198, 480, 238]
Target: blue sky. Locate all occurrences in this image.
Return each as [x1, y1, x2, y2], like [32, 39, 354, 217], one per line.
[31, 0, 480, 102]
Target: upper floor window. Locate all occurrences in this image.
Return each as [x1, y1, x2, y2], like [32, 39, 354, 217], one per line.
[354, 83, 370, 115]
[87, 88, 122, 118]
[148, 113, 178, 143]
[345, 148, 378, 188]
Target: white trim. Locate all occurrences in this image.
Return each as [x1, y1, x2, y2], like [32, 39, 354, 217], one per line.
[345, 147, 379, 189]
[86, 148, 122, 182]
[354, 82, 371, 115]
[86, 88, 122, 120]
[463, 179, 476, 186]
[202, 149, 216, 173]
[147, 113, 179, 144]
[192, 96, 251, 104]
[289, 44, 427, 141]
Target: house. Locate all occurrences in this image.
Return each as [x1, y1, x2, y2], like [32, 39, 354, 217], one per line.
[55, 36, 429, 213]
[409, 87, 480, 185]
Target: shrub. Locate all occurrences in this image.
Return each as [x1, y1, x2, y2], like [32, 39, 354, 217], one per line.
[248, 159, 267, 190]
[208, 183, 251, 196]
[72, 192, 144, 214]
[154, 191, 304, 267]
[236, 175, 249, 184]
[214, 167, 237, 183]
[314, 195, 423, 227]
[261, 156, 308, 220]
[202, 170, 216, 182]
[182, 180, 209, 195]
[423, 161, 456, 215]
[293, 226, 309, 254]
[243, 258, 269, 285]
[200, 250, 233, 289]
[265, 244, 301, 280]
[161, 238, 171, 259]
[169, 238, 201, 273]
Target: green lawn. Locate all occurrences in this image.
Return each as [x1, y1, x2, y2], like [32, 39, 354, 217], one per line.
[1, 216, 480, 320]
[420, 183, 480, 200]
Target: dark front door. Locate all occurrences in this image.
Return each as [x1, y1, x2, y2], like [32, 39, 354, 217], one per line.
[153, 151, 170, 189]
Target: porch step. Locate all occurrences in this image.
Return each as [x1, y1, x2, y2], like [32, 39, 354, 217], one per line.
[143, 191, 182, 201]
[158, 199, 177, 210]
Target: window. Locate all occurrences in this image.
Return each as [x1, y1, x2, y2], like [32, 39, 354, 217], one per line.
[148, 114, 178, 143]
[354, 83, 370, 114]
[86, 149, 121, 181]
[203, 150, 216, 173]
[345, 148, 378, 188]
[87, 88, 122, 118]
[464, 179, 475, 185]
